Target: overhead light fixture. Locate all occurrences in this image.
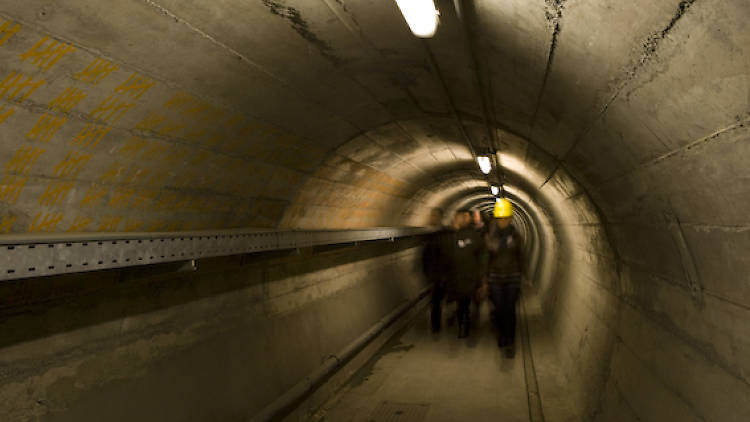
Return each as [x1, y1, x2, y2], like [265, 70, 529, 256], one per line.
[394, 0, 439, 38]
[477, 156, 492, 174]
[490, 185, 499, 196]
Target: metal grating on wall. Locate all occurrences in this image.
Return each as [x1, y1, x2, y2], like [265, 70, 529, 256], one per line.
[366, 401, 430, 422]
[0, 227, 433, 281]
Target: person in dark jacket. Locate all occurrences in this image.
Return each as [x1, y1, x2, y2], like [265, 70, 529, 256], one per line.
[422, 209, 448, 333]
[483, 199, 525, 356]
[443, 209, 484, 338]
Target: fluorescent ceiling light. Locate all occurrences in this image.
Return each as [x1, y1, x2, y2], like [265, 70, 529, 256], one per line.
[476, 156, 492, 174]
[490, 185, 499, 196]
[394, 0, 439, 38]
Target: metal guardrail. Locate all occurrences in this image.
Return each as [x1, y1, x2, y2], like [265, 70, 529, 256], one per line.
[0, 227, 434, 281]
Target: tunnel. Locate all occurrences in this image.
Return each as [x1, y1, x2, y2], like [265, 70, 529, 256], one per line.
[0, 0, 748, 421]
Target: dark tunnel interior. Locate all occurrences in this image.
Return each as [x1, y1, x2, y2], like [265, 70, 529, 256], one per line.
[0, 1, 748, 421]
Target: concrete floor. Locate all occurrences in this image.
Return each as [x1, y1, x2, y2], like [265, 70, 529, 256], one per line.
[314, 302, 532, 422]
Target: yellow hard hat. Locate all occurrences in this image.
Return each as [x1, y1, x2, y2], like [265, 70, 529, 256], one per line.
[493, 198, 513, 218]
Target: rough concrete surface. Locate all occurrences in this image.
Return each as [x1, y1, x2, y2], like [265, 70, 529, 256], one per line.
[0, 0, 748, 421]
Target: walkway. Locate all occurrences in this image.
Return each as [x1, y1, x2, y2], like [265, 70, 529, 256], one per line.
[314, 302, 532, 422]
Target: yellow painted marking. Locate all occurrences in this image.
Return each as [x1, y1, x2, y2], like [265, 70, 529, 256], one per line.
[74, 57, 119, 85]
[20, 36, 75, 71]
[108, 187, 134, 208]
[141, 143, 168, 161]
[26, 113, 66, 142]
[39, 180, 74, 206]
[90, 95, 135, 124]
[97, 215, 122, 232]
[154, 191, 178, 210]
[98, 161, 127, 184]
[188, 150, 210, 167]
[135, 111, 167, 131]
[0, 20, 21, 47]
[146, 220, 168, 231]
[0, 175, 27, 204]
[123, 219, 143, 231]
[72, 123, 111, 149]
[183, 126, 207, 143]
[163, 91, 195, 110]
[202, 133, 224, 148]
[79, 185, 108, 207]
[0, 215, 17, 233]
[161, 147, 188, 165]
[0, 105, 15, 125]
[182, 100, 213, 121]
[163, 220, 186, 231]
[154, 119, 184, 137]
[53, 151, 92, 178]
[66, 215, 93, 232]
[121, 167, 146, 185]
[0, 71, 44, 101]
[131, 189, 158, 209]
[48, 87, 87, 113]
[119, 136, 147, 159]
[114, 73, 155, 99]
[145, 168, 170, 187]
[28, 212, 64, 232]
[4, 146, 45, 175]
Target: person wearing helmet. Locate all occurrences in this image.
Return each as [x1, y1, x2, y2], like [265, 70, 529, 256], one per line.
[483, 198, 525, 356]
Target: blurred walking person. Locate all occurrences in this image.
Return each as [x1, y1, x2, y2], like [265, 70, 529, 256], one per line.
[422, 209, 448, 333]
[443, 209, 483, 338]
[483, 199, 525, 356]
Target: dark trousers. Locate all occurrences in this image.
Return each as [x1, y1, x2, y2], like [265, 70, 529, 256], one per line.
[456, 295, 471, 328]
[431, 282, 445, 331]
[489, 277, 521, 346]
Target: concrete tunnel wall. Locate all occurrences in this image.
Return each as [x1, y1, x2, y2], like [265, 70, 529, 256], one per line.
[0, 1, 748, 421]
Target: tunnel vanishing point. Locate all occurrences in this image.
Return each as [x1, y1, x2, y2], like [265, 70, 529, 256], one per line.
[0, 0, 748, 421]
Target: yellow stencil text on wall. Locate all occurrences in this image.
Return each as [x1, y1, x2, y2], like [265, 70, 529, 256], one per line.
[108, 187, 134, 209]
[28, 212, 64, 233]
[26, 113, 66, 142]
[0, 215, 17, 234]
[67, 215, 92, 232]
[141, 142, 169, 162]
[0, 71, 44, 102]
[74, 57, 119, 85]
[131, 189, 158, 209]
[98, 215, 122, 232]
[0, 105, 15, 125]
[72, 124, 111, 149]
[0, 175, 26, 204]
[115, 73, 156, 100]
[79, 185, 108, 208]
[20, 36, 75, 71]
[0, 19, 21, 47]
[123, 219, 143, 232]
[49, 87, 87, 113]
[135, 111, 167, 131]
[154, 119, 184, 138]
[98, 161, 127, 184]
[119, 136, 147, 159]
[53, 151, 92, 178]
[4, 146, 45, 175]
[39, 180, 74, 207]
[90, 95, 134, 124]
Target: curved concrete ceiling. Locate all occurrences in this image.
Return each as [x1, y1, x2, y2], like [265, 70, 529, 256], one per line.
[1, 0, 741, 234]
